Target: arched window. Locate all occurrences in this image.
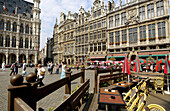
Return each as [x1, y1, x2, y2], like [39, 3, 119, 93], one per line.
[25, 38, 29, 48]
[25, 25, 29, 34]
[30, 39, 32, 49]
[0, 20, 4, 30]
[0, 35, 3, 46]
[19, 37, 23, 48]
[5, 36, 10, 47]
[6, 21, 11, 31]
[20, 23, 24, 33]
[12, 37, 16, 47]
[13, 22, 17, 32]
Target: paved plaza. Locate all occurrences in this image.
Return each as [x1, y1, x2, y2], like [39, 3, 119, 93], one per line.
[0, 67, 170, 111]
[0, 67, 97, 111]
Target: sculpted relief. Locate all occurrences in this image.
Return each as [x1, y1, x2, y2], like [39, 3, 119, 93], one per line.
[126, 9, 139, 25]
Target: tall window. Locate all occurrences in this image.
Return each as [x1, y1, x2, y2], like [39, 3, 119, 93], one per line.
[13, 22, 17, 32]
[0, 35, 3, 46]
[90, 33, 93, 40]
[98, 32, 101, 39]
[102, 30, 105, 38]
[102, 42, 106, 51]
[102, 19, 106, 27]
[115, 14, 120, 26]
[90, 23, 93, 30]
[5, 36, 10, 47]
[71, 32, 73, 39]
[0, 20, 4, 30]
[68, 44, 70, 52]
[71, 43, 73, 53]
[30, 39, 32, 49]
[94, 32, 97, 40]
[129, 27, 137, 43]
[98, 21, 101, 28]
[85, 45, 88, 53]
[25, 25, 29, 34]
[25, 38, 29, 48]
[109, 16, 113, 28]
[148, 24, 155, 39]
[79, 36, 81, 44]
[147, 4, 154, 19]
[90, 44, 93, 52]
[98, 43, 101, 51]
[139, 6, 145, 20]
[94, 22, 97, 29]
[98, 9, 101, 16]
[115, 31, 120, 44]
[158, 22, 165, 37]
[157, 0, 164, 16]
[19, 37, 23, 48]
[121, 12, 126, 25]
[93, 11, 96, 18]
[6, 21, 11, 31]
[12, 37, 16, 47]
[64, 45, 66, 52]
[94, 43, 97, 51]
[85, 34, 88, 43]
[20, 23, 24, 33]
[122, 29, 127, 43]
[109, 32, 114, 45]
[140, 26, 146, 40]
[82, 36, 84, 44]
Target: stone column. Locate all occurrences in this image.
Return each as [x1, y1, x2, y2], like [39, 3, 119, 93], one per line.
[165, 20, 169, 41]
[6, 53, 8, 64]
[155, 22, 159, 43]
[23, 37, 25, 48]
[4, 21, 6, 31]
[146, 25, 149, 44]
[154, 2, 157, 18]
[113, 32, 115, 47]
[10, 34, 12, 48]
[119, 13, 121, 26]
[3, 33, 5, 47]
[26, 54, 29, 64]
[16, 54, 19, 62]
[11, 22, 13, 32]
[145, 4, 147, 20]
[127, 27, 129, 46]
[137, 26, 140, 45]
[35, 54, 37, 64]
[164, 0, 168, 15]
[120, 30, 122, 46]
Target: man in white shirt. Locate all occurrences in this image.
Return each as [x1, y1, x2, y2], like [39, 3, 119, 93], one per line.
[22, 60, 27, 76]
[37, 64, 46, 87]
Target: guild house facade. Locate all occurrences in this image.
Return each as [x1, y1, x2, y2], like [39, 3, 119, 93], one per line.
[0, 0, 41, 65]
[53, 0, 170, 64]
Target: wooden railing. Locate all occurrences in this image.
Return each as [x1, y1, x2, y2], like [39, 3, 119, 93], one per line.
[8, 68, 86, 111]
[94, 67, 122, 93]
[53, 79, 90, 111]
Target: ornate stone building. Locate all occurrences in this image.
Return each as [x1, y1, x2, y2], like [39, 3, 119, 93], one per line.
[0, 0, 41, 65]
[53, 0, 170, 64]
[107, 0, 170, 61]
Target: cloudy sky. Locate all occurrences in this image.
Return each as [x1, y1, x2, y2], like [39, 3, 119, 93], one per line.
[24, 0, 126, 50]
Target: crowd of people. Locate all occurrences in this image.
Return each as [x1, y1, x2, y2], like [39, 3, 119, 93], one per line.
[1, 61, 67, 87]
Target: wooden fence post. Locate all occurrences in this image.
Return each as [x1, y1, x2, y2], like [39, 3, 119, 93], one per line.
[65, 68, 72, 94]
[94, 67, 98, 94]
[81, 66, 85, 83]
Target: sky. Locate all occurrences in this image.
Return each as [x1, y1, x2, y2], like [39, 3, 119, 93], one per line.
[24, 0, 128, 50]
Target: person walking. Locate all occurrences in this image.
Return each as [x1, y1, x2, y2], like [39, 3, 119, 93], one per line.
[1, 61, 5, 71]
[10, 63, 15, 76]
[22, 60, 27, 76]
[34, 64, 38, 75]
[76, 64, 79, 70]
[37, 64, 46, 87]
[14, 61, 18, 74]
[50, 62, 54, 74]
[60, 62, 66, 79]
[47, 62, 51, 74]
[56, 64, 59, 74]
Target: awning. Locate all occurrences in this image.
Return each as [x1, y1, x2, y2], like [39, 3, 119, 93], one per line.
[90, 54, 106, 59]
[107, 54, 125, 58]
[138, 51, 169, 57]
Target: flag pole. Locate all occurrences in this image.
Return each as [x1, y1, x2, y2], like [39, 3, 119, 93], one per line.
[164, 55, 170, 94]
